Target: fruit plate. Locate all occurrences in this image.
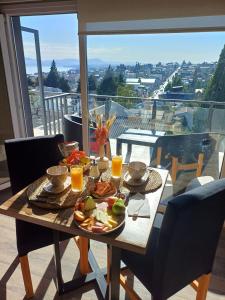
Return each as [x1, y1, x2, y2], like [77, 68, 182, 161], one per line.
[74, 196, 126, 235]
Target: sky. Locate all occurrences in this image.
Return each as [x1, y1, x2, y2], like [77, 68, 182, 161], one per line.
[21, 13, 225, 64]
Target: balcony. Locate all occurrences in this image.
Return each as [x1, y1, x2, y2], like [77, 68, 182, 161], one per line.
[28, 92, 225, 200]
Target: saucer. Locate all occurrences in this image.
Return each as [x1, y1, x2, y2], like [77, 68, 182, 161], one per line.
[43, 176, 71, 194]
[123, 170, 149, 186]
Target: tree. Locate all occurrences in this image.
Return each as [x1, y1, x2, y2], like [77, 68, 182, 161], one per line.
[88, 75, 97, 92]
[172, 74, 182, 86]
[165, 75, 183, 91]
[44, 60, 60, 88]
[76, 75, 96, 93]
[116, 85, 136, 108]
[59, 76, 70, 92]
[27, 76, 34, 87]
[204, 44, 225, 102]
[165, 82, 172, 91]
[117, 85, 136, 97]
[97, 65, 117, 96]
[117, 73, 125, 86]
[76, 78, 81, 93]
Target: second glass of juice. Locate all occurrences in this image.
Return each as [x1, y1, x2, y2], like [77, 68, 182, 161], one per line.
[111, 156, 123, 178]
[70, 165, 83, 192]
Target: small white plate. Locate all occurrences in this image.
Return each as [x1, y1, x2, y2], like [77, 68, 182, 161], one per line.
[43, 176, 71, 194]
[123, 170, 149, 186]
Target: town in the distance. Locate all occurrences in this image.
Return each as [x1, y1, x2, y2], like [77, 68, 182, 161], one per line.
[26, 43, 225, 137]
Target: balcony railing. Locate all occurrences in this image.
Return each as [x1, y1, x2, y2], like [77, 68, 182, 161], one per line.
[31, 92, 225, 137]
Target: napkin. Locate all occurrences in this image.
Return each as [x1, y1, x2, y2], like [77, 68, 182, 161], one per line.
[127, 193, 150, 218]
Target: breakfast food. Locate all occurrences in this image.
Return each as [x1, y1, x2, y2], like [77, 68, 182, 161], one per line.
[92, 181, 116, 197]
[60, 149, 91, 172]
[74, 195, 126, 234]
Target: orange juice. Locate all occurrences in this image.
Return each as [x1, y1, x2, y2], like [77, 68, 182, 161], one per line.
[111, 156, 123, 178]
[70, 166, 83, 192]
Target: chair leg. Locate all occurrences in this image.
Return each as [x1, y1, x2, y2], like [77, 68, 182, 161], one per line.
[119, 272, 141, 300]
[171, 156, 178, 183]
[19, 255, 34, 299]
[156, 147, 162, 166]
[196, 274, 211, 300]
[196, 153, 204, 177]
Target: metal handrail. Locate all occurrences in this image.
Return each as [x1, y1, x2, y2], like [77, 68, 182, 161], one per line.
[40, 92, 225, 136]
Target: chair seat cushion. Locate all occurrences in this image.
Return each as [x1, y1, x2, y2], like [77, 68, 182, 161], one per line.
[16, 220, 73, 257]
[185, 176, 214, 192]
[121, 213, 163, 291]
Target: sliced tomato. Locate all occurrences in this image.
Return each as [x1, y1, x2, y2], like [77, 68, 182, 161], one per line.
[107, 197, 116, 209]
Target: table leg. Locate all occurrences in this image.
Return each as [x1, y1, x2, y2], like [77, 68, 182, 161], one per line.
[127, 143, 132, 155]
[109, 246, 121, 300]
[79, 237, 91, 274]
[116, 140, 122, 155]
[53, 231, 64, 294]
[149, 146, 153, 165]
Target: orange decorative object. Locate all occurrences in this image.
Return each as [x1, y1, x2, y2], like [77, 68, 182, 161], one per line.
[95, 126, 109, 146]
[95, 114, 116, 146]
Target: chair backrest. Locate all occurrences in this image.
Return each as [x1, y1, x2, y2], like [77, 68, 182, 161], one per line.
[5, 134, 64, 194]
[150, 133, 214, 168]
[151, 179, 225, 299]
[63, 114, 96, 150]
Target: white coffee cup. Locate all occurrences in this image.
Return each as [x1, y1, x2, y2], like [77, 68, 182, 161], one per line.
[128, 161, 147, 180]
[46, 165, 68, 187]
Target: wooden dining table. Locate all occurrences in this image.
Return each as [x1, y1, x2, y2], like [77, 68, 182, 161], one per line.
[0, 167, 168, 300]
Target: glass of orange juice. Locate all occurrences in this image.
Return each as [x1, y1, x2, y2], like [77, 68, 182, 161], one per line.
[111, 155, 123, 178]
[70, 165, 83, 192]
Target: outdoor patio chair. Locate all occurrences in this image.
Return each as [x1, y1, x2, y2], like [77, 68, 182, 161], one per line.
[150, 133, 215, 183]
[63, 114, 111, 158]
[4, 134, 88, 298]
[121, 179, 225, 300]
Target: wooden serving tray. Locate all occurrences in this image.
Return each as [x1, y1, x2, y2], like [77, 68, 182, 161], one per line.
[27, 176, 88, 209]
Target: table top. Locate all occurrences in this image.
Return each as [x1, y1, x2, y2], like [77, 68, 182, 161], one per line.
[125, 129, 165, 136]
[117, 133, 158, 145]
[0, 168, 168, 255]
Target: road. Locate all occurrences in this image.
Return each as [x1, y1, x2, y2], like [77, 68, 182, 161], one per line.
[152, 66, 181, 99]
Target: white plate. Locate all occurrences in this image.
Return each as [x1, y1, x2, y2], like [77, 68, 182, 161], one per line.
[43, 176, 71, 194]
[123, 170, 149, 186]
[74, 203, 126, 235]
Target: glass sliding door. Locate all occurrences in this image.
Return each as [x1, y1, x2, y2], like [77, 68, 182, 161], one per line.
[12, 13, 81, 138]
[0, 46, 12, 189]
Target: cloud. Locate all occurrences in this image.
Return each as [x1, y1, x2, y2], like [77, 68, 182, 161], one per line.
[23, 40, 124, 60]
[87, 46, 123, 58]
[23, 41, 79, 60]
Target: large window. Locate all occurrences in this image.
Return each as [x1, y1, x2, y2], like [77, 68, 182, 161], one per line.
[87, 32, 225, 195]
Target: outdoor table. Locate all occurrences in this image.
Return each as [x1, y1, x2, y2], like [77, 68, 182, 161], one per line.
[125, 128, 165, 136]
[116, 133, 159, 163]
[0, 168, 168, 300]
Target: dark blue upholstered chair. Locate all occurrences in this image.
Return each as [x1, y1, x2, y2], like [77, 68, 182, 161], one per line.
[4, 135, 75, 298]
[63, 114, 111, 158]
[121, 179, 225, 300]
[63, 115, 96, 150]
[150, 133, 216, 183]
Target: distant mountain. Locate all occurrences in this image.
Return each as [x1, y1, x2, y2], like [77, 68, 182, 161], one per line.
[25, 57, 121, 69]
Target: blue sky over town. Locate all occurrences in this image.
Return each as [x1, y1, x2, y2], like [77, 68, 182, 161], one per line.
[21, 14, 225, 64]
